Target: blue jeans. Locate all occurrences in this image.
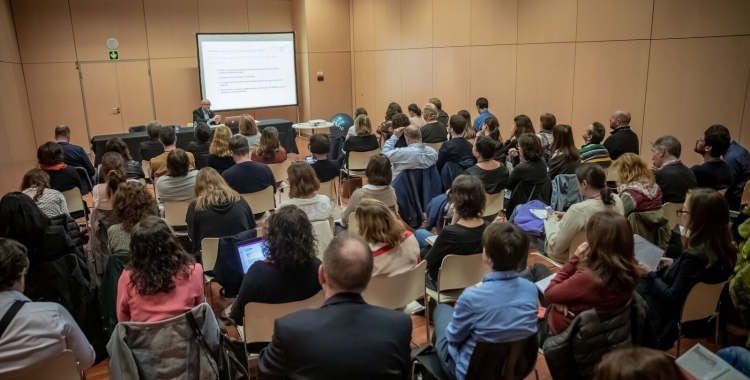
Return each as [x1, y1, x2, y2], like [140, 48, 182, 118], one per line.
[718, 347, 750, 378]
[415, 229, 434, 250]
[433, 303, 458, 380]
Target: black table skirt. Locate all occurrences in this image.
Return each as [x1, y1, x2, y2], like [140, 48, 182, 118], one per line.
[90, 118, 299, 166]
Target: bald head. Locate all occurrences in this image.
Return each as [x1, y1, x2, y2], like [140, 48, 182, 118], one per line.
[322, 234, 373, 293]
[609, 110, 631, 130]
[404, 125, 422, 144]
[200, 99, 211, 112]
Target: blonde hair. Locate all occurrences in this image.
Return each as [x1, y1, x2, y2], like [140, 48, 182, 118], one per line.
[423, 104, 438, 121]
[613, 153, 654, 186]
[209, 126, 232, 157]
[287, 162, 320, 198]
[257, 127, 280, 159]
[239, 114, 258, 136]
[193, 167, 241, 212]
[355, 199, 405, 246]
[354, 115, 372, 136]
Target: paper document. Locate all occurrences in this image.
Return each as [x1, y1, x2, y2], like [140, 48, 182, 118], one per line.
[535, 274, 557, 293]
[633, 234, 664, 272]
[530, 209, 548, 220]
[425, 235, 437, 246]
[676, 344, 745, 380]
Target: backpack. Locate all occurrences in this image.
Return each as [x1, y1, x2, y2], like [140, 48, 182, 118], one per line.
[513, 200, 548, 237]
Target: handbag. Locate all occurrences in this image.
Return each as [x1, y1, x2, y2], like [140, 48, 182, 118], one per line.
[185, 310, 249, 380]
[340, 177, 363, 199]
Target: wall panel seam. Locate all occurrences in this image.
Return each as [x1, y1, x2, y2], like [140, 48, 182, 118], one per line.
[738, 58, 750, 145]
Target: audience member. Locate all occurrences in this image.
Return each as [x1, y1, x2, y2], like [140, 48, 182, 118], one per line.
[545, 164, 624, 262]
[547, 124, 581, 179]
[691, 124, 733, 191]
[150, 126, 195, 180]
[229, 206, 322, 325]
[579, 122, 611, 169]
[408, 103, 426, 127]
[376, 102, 402, 142]
[638, 188, 735, 350]
[603, 110, 639, 160]
[433, 223, 538, 380]
[340, 154, 397, 227]
[504, 133, 548, 213]
[236, 114, 261, 151]
[437, 115, 476, 173]
[457, 110, 475, 141]
[613, 153, 662, 215]
[186, 168, 255, 255]
[251, 127, 287, 164]
[20, 169, 68, 217]
[421, 104, 449, 143]
[341, 114, 380, 168]
[500, 115, 536, 167]
[472, 97, 494, 132]
[187, 121, 211, 170]
[389, 111, 412, 148]
[155, 149, 198, 203]
[54, 125, 96, 183]
[108, 182, 158, 255]
[0, 238, 95, 373]
[382, 124, 438, 180]
[207, 125, 235, 174]
[346, 107, 369, 138]
[651, 136, 696, 204]
[544, 212, 639, 338]
[419, 175, 488, 288]
[116, 216, 204, 322]
[355, 199, 419, 277]
[463, 136, 509, 195]
[719, 125, 750, 211]
[308, 134, 339, 183]
[93, 152, 129, 210]
[478, 116, 505, 162]
[37, 142, 81, 193]
[258, 234, 412, 379]
[222, 136, 276, 197]
[430, 97, 449, 127]
[139, 120, 165, 162]
[594, 347, 687, 380]
[105, 137, 145, 179]
[279, 162, 333, 222]
[538, 113, 556, 161]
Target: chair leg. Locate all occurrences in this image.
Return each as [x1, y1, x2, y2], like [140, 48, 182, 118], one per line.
[676, 322, 682, 356]
[535, 368, 539, 380]
[715, 308, 721, 352]
[424, 290, 431, 344]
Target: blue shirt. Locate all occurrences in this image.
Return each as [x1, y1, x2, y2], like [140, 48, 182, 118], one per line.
[446, 271, 538, 380]
[381, 135, 438, 179]
[473, 109, 494, 132]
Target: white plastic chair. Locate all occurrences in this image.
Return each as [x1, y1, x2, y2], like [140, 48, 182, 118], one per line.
[0, 349, 83, 380]
[426, 253, 491, 304]
[677, 281, 727, 355]
[484, 191, 505, 217]
[163, 201, 192, 228]
[243, 291, 326, 344]
[311, 219, 333, 258]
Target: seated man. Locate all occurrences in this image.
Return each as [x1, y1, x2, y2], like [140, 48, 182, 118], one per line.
[155, 149, 198, 203]
[258, 234, 412, 379]
[579, 122, 611, 169]
[433, 223, 538, 380]
[691, 124, 733, 191]
[421, 104, 448, 143]
[149, 126, 195, 180]
[222, 136, 276, 220]
[382, 124, 438, 179]
[651, 135, 696, 204]
[55, 125, 96, 185]
[721, 126, 750, 211]
[437, 115, 476, 173]
[192, 99, 221, 125]
[139, 120, 165, 162]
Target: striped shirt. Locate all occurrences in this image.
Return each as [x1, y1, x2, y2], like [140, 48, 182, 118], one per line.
[579, 143, 611, 168]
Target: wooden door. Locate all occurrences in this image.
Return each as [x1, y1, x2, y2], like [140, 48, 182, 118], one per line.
[115, 61, 154, 129]
[80, 62, 122, 137]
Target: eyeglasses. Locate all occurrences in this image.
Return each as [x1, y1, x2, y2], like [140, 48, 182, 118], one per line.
[676, 209, 690, 217]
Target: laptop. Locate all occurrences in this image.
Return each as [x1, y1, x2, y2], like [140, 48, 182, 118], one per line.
[235, 237, 267, 274]
[224, 116, 241, 129]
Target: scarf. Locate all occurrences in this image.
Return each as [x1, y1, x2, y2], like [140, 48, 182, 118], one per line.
[659, 159, 682, 169]
[617, 180, 660, 200]
[39, 162, 67, 171]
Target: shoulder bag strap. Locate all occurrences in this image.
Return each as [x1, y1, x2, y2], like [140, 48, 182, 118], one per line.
[185, 310, 220, 379]
[0, 300, 25, 339]
[527, 184, 537, 203]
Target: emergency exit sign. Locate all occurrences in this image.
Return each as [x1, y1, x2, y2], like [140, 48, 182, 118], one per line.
[109, 50, 119, 60]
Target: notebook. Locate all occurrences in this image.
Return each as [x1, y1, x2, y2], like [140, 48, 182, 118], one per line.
[633, 234, 664, 272]
[675, 344, 745, 380]
[535, 273, 557, 293]
[235, 238, 267, 274]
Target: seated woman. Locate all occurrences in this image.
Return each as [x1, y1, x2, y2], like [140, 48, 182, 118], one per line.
[186, 168, 256, 255]
[229, 206, 321, 324]
[117, 216, 204, 322]
[207, 125, 235, 174]
[457, 110, 476, 141]
[612, 153, 663, 216]
[20, 169, 68, 218]
[463, 137, 509, 194]
[105, 137, 145, 180]
[278, 162, 333, 222]
[0, 238, 95, 373]
[499, 115, 536, 167]
[187, 122, 211, 170]
[477, 117, 504, 162]
[236, 114, 261, 151]
[309, 133, 340, 183]
[155, 149, 198, 203]
[340, 154, 397, 228]
[339, 114, 379, 168]
[356, 199, 419, 277]
[418, 175, 488, 289]
[251, 127, 287, 164]
[408, 103, 425, 127]
[505, 133, 550, 214]
[37, 142, 81, 193]
[93, 152, 129, 211]
[543, 211, 640, 338]
[108, 182, 158, 255]
[545, 164, 623, 262]
[547, 124, 581, 179]
[638, 188, 735, 350]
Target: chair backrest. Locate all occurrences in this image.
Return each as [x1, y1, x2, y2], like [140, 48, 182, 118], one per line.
[72, 166, 93, 190]
[311, 220, 333, 258]
[567, 229, 587, 259]
[128, 125, 147, 133]
[241, 186, 275, 214]
[362, 261, 427, 310]
[137, 178, 147, 185]
[348, 212, 361, 237]
[268, 160, 292, 183]
[201, 238, 220, 272]
[0, 349, 83, 380]
[61, 188, 85, 214]
[244, 290, 326, 343]
[465, 335, 538, 380]
[718, 188, 727, 196]
[681, 281, 727, 323]
[425, 142, 443, 152]
[348, 149, 381, 171]
[163, 201, 192, 227]
[437, 254, 492, 292]
[319, 178, 339, 205]
[661, 202, 683, 230]
[484, 191, 505, 217]
[606, 167, 619, 183]
[141, 160, 152, 180]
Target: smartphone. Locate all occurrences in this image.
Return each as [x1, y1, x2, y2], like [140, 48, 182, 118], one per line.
[545, 206, 554, 216]
[305, 155, 314, 164]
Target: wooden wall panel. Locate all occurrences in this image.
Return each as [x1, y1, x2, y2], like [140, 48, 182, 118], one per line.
[198, 0, 248, 33]
[401, 49, 432, 107]
[307, 52, 352, 119]
[352, 0, 374, 51]
[373, 0, 401, 51]
[150, 58, 201, 126]
[247, 1, 291, 33]
[741, 75, 750, 149]
[652, 0, 750, 39]
[0, 90, 10, 164]
[292, 0, 308, 53]
[374, 50, 402, 121]
[470, 45, 516, 135]
[69, 0, 149, 61]
[401, 0, 431, 49]
[0, 0, 20, 63]
[572, 40, 650, 146]
[23, 63, 88, 148]
[306, 0, 350, 52]
[517, 0, 577, 44]
[0, 63, 35, 161]
[516, 43, 575, 124]
[255, 106, 298, 123]
[353, 51, 376, 115]
[143, 0, 199, 59]
[11, 0, 77, 63]
[643, 37, 750, 166]
[576, 0, 653, 42]
[432, 47, 471, 116]
[432, 0, 470, 48]
[470, 0, 517, 46]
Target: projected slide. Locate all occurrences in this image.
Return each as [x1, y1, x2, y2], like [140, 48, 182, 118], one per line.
[197, 33, 298, 111]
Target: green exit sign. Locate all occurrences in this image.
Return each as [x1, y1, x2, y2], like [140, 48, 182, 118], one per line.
[109, 50, 119, 60]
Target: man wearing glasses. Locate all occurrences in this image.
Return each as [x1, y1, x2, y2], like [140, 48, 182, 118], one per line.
[192, 99, 221, 125]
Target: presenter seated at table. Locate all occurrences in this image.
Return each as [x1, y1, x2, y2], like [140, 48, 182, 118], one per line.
[192, 99, 221, 125]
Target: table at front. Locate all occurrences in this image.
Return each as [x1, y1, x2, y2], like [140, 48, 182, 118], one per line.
[292, 122, 334, 138]
[90, 118, 299, 166]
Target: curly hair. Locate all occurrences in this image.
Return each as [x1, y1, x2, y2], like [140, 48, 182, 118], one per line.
[128, 216, 196, 296]
[37, 142, 64, 166]
[612, 153, 654, 187]
[0, 238, 28, 291]
[105, 137, 133, 161]
[264, 205, 317, 271]
[113, 182, 158, 233]
[100, 151, 128, 198]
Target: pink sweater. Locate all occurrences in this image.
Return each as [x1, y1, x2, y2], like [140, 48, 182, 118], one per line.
[117, 264, 205, 322]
